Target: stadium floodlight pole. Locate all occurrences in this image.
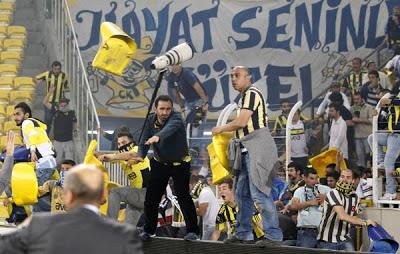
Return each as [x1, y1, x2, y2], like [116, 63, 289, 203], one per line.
[138, 69, 167, 145]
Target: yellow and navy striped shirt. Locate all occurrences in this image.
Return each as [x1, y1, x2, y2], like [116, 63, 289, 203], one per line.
[342, 71, 366, 95]
[236, 86, 267, 139]
[36, 71, 69, 103]
[215, 203, 264, 239]
[273, 112, 309, 134]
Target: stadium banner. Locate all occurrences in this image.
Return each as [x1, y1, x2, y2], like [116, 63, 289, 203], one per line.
[69, 0, 397, 118]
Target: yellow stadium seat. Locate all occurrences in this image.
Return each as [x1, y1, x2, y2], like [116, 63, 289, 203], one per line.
[0, 51, 21, 65]
[5, 104, 14, 118]
[9, 90, 32, 104]
[0, 106, 5, 124]
[0, 14, 11, 26]
[3, 39, 23, 51]
[0, 2, 14, 15]
[14, 77, 34, 90]
[0, 26, 6, 40]
[3, 120, 19, 133]
[7, 26, 25, 40]
[0, 123, 3, 135]
[0, 90, 9, 104]
[0, 64, 17, 77]
[0, 76, 13, 90]
[0, 135, 6, 149]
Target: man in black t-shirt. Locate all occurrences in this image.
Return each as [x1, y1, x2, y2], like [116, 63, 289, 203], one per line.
[43, 95, 77, 164]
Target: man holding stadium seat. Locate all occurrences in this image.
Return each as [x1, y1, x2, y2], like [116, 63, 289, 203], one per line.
[98, 132, 149, 225]
[13, 102, 57, 212]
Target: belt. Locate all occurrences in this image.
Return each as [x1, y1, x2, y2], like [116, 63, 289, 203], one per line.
[298, 226, 318, 230]
[241, 147, 248, 154]
[154, 156, 191, 166]
[390, 39, 400, 44]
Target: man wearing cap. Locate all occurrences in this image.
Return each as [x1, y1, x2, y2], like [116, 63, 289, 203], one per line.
[43, 90, 77, 164]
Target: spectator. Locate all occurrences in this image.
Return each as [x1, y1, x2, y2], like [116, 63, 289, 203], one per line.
[0, 165, 143, 254]
[364, 61, 391, 89]
[328, 103, 348, 160]
[385, 6, 400, 55]
[279, 162, 305, 213]
[273, 99, 309, 136]
[43, 92, 77, 164]
[376, 96, 400, 200]
[189, 175, 219, 240]
[35, 61, 69, 133]
[167, 64, 208, 129]
[351, 92, 374, 168]
[341, 57, 366, 96]
[355, 167, 373, 201]
[326, 171, 340, 189]
[211, 177, 264, 241]
[325, 163, 337, 175]
[360, 70, 384, 107]
[212, 66, 282, 245]
[315, 83, 351, 119]
[289, 110, 309, 168]
[13, 102, 56, 212]
[103, 125, 131, 151]
[37, 160, 76, 212]
[317, 168, 376, 251]
[289, 168, 331, 248]
[99, 132, 149, 225]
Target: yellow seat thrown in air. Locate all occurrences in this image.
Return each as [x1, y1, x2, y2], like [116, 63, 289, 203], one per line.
[7, 26, 26, 40]
[309, 148, 347, 178]
[3, 120, 19, 133]
[11, 162, 38, 206]
[3, 38, 24, 51]
[0, 76, 13, 90]
[0, 51, 21, 65]
[0, 64, 17, 77]
[92, 22, 137, 76]
[14, 77, 34, 90]
[9, 90, 32, 104]
[208, 132, 233, 185]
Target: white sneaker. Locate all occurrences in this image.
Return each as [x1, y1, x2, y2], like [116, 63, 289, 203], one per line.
[380, 193, 397, 200]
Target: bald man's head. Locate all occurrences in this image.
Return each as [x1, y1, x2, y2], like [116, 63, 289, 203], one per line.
[64, 164, 104, 209]
[230, 66, 251, 93]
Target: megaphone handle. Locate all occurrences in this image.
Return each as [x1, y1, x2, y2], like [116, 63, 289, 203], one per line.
[138, 69, 167, 144]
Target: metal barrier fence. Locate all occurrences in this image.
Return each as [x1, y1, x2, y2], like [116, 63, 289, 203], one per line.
[41, 0, 101, 149]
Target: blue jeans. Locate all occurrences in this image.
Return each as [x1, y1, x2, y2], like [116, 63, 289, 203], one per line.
[235, 153, 283, 241]
[34, 167, 56, 212]
[318, 239, 354, 251]
[296, 228, 318, 248]
[384, 134, 400, 194]
[368, 133, 387, 166]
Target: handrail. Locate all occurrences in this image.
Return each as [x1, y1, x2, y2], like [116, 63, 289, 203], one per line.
[301, 42, 388, 113]
[48, 0, 101, 150]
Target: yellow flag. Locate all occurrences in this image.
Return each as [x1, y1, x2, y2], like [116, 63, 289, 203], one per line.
[309, 148, 347, 178]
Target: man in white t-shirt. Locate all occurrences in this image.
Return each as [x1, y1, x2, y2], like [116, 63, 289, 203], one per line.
[289, 167, 331, 248]
[315, 83, 351, 118]
[328, 103, 348, 160]
[289, 110, 308, 168]
[190, 175, 219, 240]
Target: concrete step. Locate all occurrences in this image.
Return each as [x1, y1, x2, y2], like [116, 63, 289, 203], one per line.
[25, 44, 46, 55]
[26, 31, 43, 44]
[22, 55, 47, 69]
[19, 67, 45, 77]
[16, 0, 35, 9]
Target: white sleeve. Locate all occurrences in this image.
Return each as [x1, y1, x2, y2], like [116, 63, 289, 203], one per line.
[317, 92, 331, 115]
[342, 93, 351, 110]
[198, 188, 213, 205]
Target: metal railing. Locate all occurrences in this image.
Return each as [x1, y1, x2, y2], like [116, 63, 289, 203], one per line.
[45, 0, 101, 149]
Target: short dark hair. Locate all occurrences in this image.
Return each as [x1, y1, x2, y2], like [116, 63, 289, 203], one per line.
[280, 99, 290, 104]
[368, 70, 379, 79]
[328, 102, 341, 113]
[219, 177, 233, 190]
[190, 174, 200, 184]
[288, 161, 303, 174]
[328, 91, 344, 105]
[352, 57, 362, 63]
[61, 159, 76, 166]
[52, 61, 61, 68]
[155, 95, 173, 108]
[326, 171, 340, 180]
[117, 132, 135, 145]
[326, 164, 336, 170]
[367, 61, 375, 68]
[353, 91, 362, 97]
[15, 102, 32, 118]
[344, 168, 361, 180]
[304, 167, 317, 177]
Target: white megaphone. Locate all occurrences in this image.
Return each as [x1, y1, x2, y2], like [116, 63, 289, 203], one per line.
[151, 42, 194, 70]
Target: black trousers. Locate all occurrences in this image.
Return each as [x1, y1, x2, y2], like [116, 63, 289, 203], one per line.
[144, 159, 199, 235]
